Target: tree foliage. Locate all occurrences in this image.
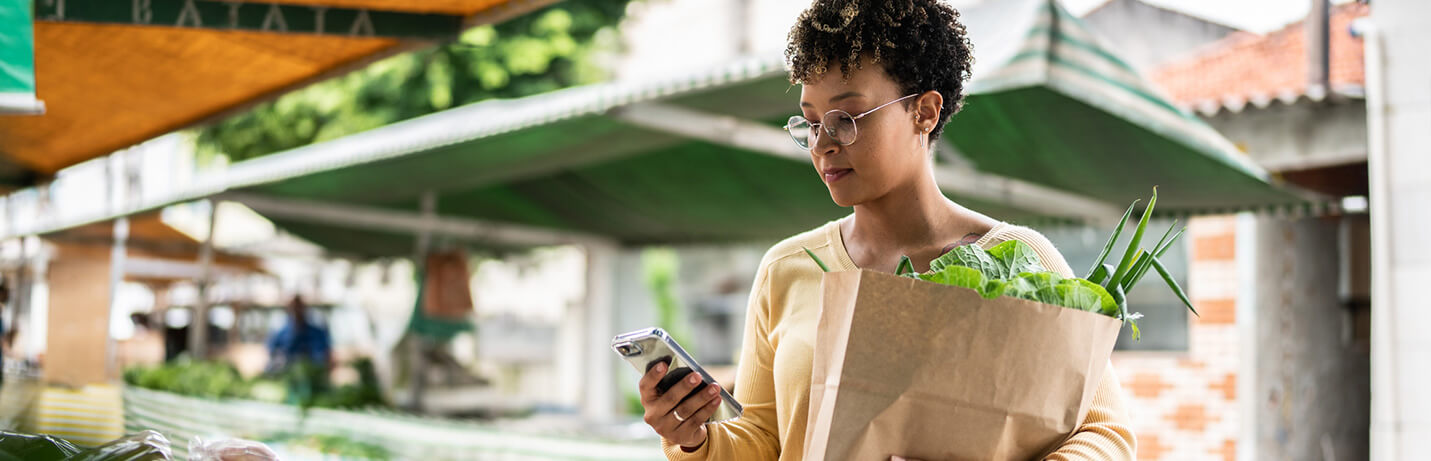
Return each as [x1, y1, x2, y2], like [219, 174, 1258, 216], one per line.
[197, 0, 634, 162]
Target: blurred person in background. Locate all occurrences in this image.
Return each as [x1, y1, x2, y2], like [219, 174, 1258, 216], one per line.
[266, 295, 333, 405]
[265, 295, 331, 373]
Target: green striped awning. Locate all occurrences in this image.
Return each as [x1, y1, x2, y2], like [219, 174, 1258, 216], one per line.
[0, 0, 43, 114]
[3, 0, 1324, 256]
[224, 1, 1312, 257]
[950, 0, 1287, 212]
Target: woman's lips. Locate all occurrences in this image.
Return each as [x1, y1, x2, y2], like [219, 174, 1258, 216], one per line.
[823, 168, 853, 183]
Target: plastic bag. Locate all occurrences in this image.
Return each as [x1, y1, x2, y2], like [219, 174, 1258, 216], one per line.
[188, 436, 279, 461]
[66, 430, 172, 461]
[0, 430, 82, 461]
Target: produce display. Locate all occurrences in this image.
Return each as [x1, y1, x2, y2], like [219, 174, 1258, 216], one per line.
[262, 433, 391, 460]
[123, 358, 384, 410]
[0, 430, 171, 461]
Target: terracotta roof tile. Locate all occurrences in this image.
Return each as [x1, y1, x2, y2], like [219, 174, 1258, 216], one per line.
[1152, 3, 1369, 108]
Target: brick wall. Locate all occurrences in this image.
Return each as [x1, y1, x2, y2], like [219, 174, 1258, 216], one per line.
[1112, 215, 1241, 461]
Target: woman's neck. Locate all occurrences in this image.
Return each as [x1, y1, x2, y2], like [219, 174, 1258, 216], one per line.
[848, 171, 960, 248]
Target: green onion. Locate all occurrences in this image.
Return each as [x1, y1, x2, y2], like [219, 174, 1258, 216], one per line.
[1151, 256, 1197, 317]
[804, 247, 831, 272]
[1086, 200, 1139, 280]
[1108, 187, 1157, 290]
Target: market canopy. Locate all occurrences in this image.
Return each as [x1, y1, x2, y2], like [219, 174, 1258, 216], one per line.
[0, 0, 551, 186]
[0, 0, 42, 115]
[7, 0, 1325, 258]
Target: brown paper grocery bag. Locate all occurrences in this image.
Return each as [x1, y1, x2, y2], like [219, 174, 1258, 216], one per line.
[804, 269, 1121, 461]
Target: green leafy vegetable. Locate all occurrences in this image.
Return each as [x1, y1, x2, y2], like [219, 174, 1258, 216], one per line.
[801, 188, 1194, 341]
[918, 189, 1194, 340]
[1000, 272, 1112, 313]
[929, 244, 999, 277]
[929, 240, 1046, 281]
[986, 240, 1046, 277]
[919, 266, 1006, 299]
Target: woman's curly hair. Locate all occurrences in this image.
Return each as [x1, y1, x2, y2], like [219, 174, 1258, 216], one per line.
[785, 0, 974, 142]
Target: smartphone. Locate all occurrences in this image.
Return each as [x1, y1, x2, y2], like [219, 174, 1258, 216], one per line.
[611, 327, 743, 423]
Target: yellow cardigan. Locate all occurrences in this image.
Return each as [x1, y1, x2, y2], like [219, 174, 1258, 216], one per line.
[662, 219, 1136, 461]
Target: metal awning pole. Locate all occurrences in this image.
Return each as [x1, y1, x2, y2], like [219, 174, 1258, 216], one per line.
[405, 190, 437, 412]
[189, 201, 217, 359]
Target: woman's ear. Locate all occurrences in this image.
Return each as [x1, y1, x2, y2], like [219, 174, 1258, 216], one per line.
[913, 91, 943, 134]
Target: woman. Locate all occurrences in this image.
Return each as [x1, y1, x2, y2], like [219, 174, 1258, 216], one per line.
[635, 0, 1136, 459]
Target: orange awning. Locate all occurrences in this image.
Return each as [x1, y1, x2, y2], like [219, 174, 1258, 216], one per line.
[0, 0, 549, 184]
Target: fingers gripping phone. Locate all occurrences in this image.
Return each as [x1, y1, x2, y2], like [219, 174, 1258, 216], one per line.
[612, 327, 743, 423]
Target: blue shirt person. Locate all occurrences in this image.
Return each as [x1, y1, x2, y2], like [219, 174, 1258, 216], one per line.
[266, 296, 331, 373]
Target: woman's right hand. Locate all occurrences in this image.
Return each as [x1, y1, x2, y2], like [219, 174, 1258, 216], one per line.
[639, 361, 724, 450]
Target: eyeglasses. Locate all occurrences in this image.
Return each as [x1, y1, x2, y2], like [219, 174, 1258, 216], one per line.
[783, 93, 919, 150]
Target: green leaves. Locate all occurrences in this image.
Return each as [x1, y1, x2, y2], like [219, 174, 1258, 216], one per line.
[987, 239, 1045, 276]
[196, 0, 637, 162]
[1072, 278, 1120, 317]
[802, 188, 1189, 342]
[1151, 256, 1197, 317]
[918, 240, 1112, 313]
[1129, 224, 1185, 292]
[920, 265, 1007, 299]
[1086, 200, 1138, 280]
[1109, 188, 1157, 290]
[929, 240, 1047, 281]
[912, 188, 1194, 342]
[1000, 272, 1116, 314]
[929, 244, 996, 276]
[1074, 187, 1198, 339]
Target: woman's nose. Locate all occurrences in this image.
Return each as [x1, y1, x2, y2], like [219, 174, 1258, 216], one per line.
[812, 130, 840, 156]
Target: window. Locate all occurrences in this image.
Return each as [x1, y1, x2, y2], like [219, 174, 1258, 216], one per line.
[1038, 219, 1190, 351]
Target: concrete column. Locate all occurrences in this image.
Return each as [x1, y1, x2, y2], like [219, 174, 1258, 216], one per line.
[106, 217, 127, 380]
[45, 243, 114, 386]
[1249, 216, 1369, 460]
[581, 243, 619, 421]
[1366, 3, 1431, 458]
